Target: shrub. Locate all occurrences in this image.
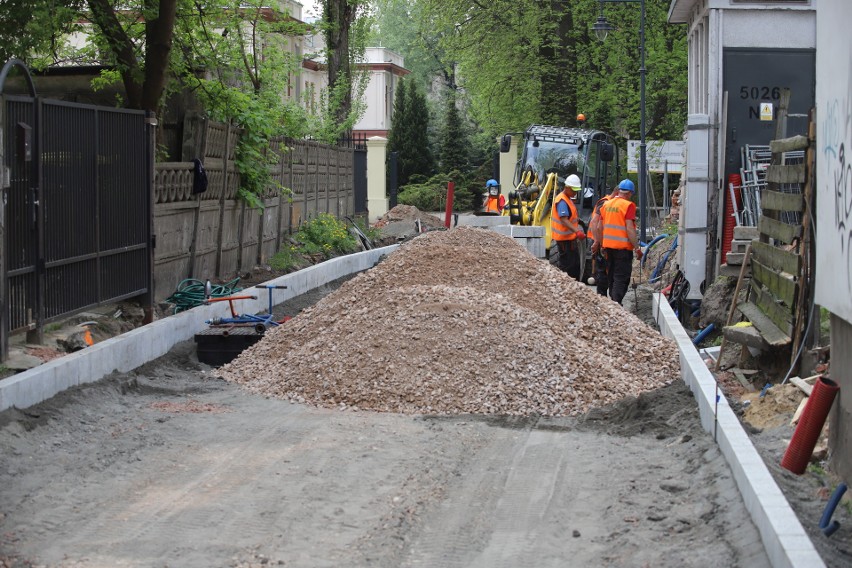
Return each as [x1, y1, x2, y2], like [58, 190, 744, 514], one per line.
[269, 214, 358, 272]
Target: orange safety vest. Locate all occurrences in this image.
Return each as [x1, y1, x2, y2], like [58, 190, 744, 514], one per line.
[551, 191, 579, 241]
[484, 195, 502, 214]
[601, 196, 635, 250]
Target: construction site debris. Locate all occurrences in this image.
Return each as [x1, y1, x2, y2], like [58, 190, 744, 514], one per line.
[220, 228, 680, 416]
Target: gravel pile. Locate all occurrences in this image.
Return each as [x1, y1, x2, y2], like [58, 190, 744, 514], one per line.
[220, 227, 680, 416]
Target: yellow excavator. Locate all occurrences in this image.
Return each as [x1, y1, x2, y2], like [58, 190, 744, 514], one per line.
[502, 168, 562, 249]
[500, 124, 621, 279]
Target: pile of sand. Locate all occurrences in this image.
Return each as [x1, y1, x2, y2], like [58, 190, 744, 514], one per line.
[220, 228, 680, 416]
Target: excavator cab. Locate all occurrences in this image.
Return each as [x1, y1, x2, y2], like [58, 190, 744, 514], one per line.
[500, 124, 621, 280]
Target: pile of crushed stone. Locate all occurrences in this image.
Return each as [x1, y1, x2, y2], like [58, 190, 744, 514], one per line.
[219, 227, 680, 416]
[373, 204, 444, 229]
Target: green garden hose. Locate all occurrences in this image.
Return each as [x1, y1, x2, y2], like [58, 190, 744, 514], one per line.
[166, 278, 242, 313]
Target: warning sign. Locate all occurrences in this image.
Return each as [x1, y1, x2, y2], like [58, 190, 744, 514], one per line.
[760, 102, 774, 121]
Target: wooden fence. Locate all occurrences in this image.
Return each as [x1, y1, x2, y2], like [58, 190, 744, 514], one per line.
[152, 116, 356, 302]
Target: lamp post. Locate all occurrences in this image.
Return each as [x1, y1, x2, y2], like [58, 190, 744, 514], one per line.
[592, 0, 647, 243]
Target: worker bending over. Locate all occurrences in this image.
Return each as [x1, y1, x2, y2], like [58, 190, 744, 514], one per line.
[551, 174, 586, 280]
[598, 179, 642, 304]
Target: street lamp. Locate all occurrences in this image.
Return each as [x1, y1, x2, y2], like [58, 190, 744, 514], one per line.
[593, 0, 647, 243]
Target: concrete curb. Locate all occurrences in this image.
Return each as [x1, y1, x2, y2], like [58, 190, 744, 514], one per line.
[653, 292, 825, 568]
[0, 245, 399, 412]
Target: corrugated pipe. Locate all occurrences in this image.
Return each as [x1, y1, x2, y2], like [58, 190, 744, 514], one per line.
[781, 376, 840, 475]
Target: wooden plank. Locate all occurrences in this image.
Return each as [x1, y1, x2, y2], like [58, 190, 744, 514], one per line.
[760, 188, 804, 212]
[751, 285, 794, 337]
[751, 257, 797, 307]
[766, 164, 805, 185]
[770, 135, 809, 153]
[758, 215, 801, 244]
[716, 244, 752, 372]
[790, 377, 814, 396]
[733, 370, 757, 392]
[791, 398, 808, 426]
[737, 301, 792, 347]
[790, 112, 817, 374]
[722, 323, 770, 350]
[751, 240, 801, 275]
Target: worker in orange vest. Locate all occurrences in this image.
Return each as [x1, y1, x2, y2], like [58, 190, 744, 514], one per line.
[599, 179, 642, 304]
[551, 174, 586, 280]
[482, 179, 505, 214]
[588, 183, 622, 296]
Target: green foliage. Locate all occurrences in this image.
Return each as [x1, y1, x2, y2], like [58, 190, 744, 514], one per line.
[412, 0, 687, 146]
[388, 78, 434, 185]
[820, 307, 831, 342]
[440, 92, 468, 172]
[0, 0, 83, 68]
[807, 463, 826, 477]
[398, 170, 481, 212]
[269, 214, 360, 271]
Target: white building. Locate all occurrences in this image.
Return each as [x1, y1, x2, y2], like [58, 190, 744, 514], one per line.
[668, 0, 816, 298]
[301, 44, 410, 137]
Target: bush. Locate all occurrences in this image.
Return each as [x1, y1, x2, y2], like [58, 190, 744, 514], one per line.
[398, 171, 483, 212]
[269, 214, 358, 272]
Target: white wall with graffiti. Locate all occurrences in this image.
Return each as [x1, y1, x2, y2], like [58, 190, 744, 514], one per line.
[815, 2, 852, 325]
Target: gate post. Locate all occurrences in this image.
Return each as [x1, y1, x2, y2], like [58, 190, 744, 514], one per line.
[366, 136, 388, 222]
[0, 98, 8, 360]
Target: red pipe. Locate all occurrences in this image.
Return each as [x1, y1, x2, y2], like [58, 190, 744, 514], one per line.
[781, 376, 840, 475]
[445, 181, 455, 228]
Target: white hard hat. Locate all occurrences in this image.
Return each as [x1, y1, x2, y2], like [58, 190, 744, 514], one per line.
[565, 174, 581, 189]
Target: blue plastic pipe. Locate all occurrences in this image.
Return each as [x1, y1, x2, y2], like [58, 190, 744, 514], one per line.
[819, 483, 847, 537]
[640, 234, 669, 269]
[692, 323, 715, 345]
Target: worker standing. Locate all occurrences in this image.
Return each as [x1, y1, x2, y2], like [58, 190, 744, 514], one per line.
[551, 174, 586, 280]
[482, 179, 505, 214]
[588, 184, 621, 297]
[600, 179, 642, 304]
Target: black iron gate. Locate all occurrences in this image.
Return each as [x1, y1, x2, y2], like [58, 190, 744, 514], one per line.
[1, 60, 153, 359]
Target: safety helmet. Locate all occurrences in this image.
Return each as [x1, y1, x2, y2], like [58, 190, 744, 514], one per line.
[565, 174, 582, 190]
[618, 179, 635, 193]
[486, 179, 499, 188]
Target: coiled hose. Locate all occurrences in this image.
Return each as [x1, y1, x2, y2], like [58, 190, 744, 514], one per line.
[166, 278, 242, 314]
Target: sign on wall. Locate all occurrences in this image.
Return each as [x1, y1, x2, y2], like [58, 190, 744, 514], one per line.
[626, 140, 684, 174]
[815, 2, 852, 325]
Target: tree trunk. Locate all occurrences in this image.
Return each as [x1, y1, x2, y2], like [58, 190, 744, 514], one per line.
[142, 0, 178, 114]
[88, 0, 143, 109]
[324, 0, 356, 124]
[539, 3, 575, 126]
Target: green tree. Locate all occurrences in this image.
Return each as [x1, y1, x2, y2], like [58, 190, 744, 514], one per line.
[0, 0, 82, 68]
[440, 91, 468, 172]
[412, 0, 687, 146]
[388, 78, 434, 185]
[320, 0, 371, 136]
[387, 78, 409, 160]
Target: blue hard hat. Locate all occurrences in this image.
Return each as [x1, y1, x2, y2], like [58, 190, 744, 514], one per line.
[618, 179, 635, 192]
[486, 179, 499, 187]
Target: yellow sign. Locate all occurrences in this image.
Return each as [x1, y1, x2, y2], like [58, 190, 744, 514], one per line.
[760, 102, 774, 121]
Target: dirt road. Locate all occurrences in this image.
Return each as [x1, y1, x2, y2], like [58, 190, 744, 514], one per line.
[0, 339, 769, 568]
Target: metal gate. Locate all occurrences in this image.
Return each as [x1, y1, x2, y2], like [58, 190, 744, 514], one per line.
[1, 60, 153, 359]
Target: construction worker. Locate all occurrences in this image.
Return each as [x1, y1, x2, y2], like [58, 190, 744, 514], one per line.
[588, 184, 621, 296]
[600, 179, 642, 305]
[482, 179, 505, 214]
[551, 174, 586, 280]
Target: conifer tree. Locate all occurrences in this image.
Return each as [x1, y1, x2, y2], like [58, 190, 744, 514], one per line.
[387, 79, 409, 163]
[440, 91, 468, 172]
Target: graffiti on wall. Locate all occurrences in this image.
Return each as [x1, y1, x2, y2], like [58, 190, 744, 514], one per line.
[821, 88, 852, 298]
